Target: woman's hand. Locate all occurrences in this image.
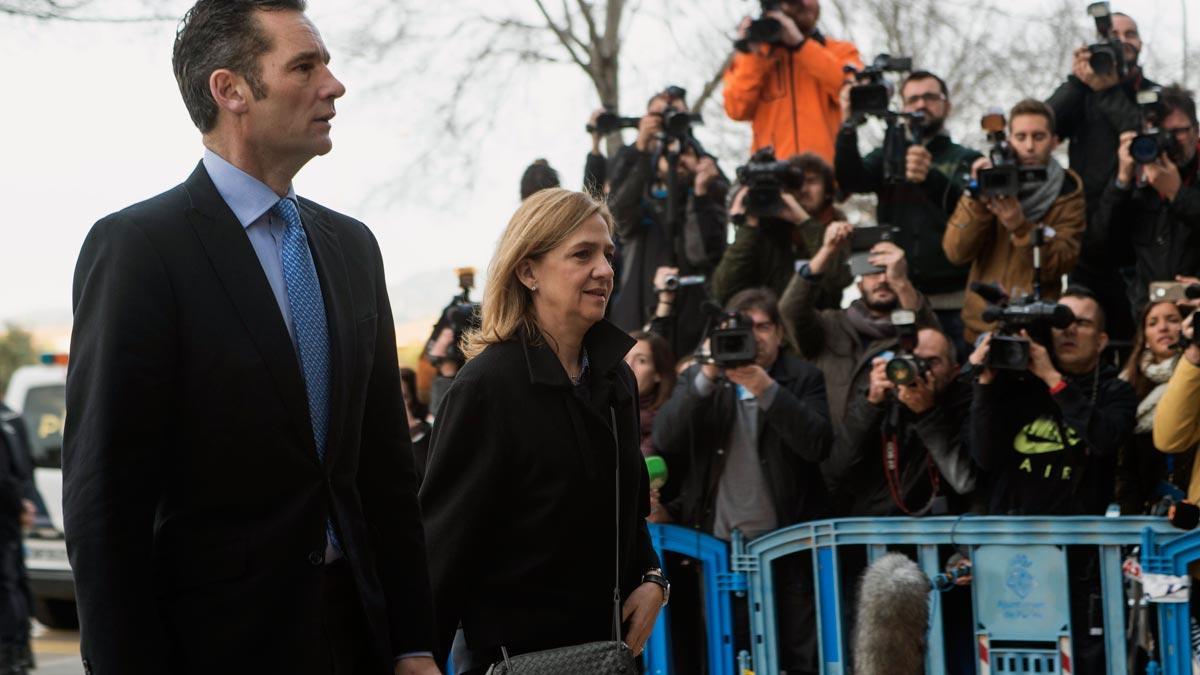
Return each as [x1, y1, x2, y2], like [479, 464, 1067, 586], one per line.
[622, 582, 664, 655]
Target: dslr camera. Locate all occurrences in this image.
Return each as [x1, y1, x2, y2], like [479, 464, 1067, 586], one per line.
[734, 0, 784, 53]
[699, 305, 758, 368]
[884, 310, 930, 386]
[973, 283, 1074, 371]
[1086, 2, 1127, 80]
[1130, 89, 1184, 165]
[968, 110, 1048, 198]
[586, 112, 640, 135]
[735, 146, 804, 219]
[426, 267, 482, 368]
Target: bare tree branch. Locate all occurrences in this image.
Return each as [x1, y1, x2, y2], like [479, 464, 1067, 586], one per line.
[691, 51, 732, 114]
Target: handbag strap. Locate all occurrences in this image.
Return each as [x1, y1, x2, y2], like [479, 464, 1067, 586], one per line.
[610, 406, 621, 645]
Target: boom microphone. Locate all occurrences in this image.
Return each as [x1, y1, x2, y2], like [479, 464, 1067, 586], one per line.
[853, 553, 930, 675]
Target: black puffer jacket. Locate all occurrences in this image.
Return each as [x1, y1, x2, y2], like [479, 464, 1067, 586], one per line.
[651, 354, 832, 531]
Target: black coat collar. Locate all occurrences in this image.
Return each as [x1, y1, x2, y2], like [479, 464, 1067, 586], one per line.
[521, 319, 635, 392]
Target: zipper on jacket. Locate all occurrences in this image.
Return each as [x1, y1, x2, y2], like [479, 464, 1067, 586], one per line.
[787, 55, 799, 156]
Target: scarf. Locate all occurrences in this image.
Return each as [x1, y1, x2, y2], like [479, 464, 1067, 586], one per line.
[845, 300, 896, 341]
[1134, 351, 1179, 434]
[1017, 157, 1065, 223]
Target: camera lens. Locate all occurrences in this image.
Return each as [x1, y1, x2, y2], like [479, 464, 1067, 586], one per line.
[886, 358, 916, 385]
[1130, 134, 1161, 164]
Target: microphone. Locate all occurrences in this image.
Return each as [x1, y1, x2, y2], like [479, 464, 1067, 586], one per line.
[980, 305, 1004, 324]
[852, 553, 929, 675]
[645, 456, 668, 491]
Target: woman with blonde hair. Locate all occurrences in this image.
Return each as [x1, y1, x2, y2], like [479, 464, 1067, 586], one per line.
[421, 188, 666, 674]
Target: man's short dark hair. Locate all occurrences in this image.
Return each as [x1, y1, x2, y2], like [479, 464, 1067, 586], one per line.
[787, 153, 834, 208]
[1009, 98, 1057, 132]
[1160, 84, 1198, 126]
[1061, 285, 1106, 333]
[900, 71, 949, 99]
[727, 287, 784, 328]
[519, 159, 561, 201]
[173, 0, 307, 133]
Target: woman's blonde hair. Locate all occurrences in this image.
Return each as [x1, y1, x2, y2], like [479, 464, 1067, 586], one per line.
[463, 188, 614, 359]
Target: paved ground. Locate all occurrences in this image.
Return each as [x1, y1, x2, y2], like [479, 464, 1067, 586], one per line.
[31, 624, 81, 675]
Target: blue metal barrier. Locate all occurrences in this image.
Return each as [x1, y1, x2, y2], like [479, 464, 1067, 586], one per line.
[644, 523, 743, 675]
[739, 516, 1182, 675]
[1139, 522, 1200, 675]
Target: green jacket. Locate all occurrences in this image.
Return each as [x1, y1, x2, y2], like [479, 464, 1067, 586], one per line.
[711, 209, 851, 309]
[835, 128, 980, 297]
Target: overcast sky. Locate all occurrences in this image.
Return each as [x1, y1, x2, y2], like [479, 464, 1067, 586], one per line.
[2, 0, 1196, 346]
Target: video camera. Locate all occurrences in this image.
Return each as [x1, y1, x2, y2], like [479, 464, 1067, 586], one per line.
[734, 0, 784, 53]
[973, 282, 1074, 371]
[735, 146, 804, 219]
[968, 110, 1048, 198]
[845, 54, 927, 184]
[662, 273, 706, 292]
[698, 304, 757, 369]
[884, 310, 930, 386]
[1086, 2, 1127, 80]
[427, 267, 481, 368]
[1130, 89, 1184, 165]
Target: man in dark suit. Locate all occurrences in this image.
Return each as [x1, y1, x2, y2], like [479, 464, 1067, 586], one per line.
[62, 2, 437, 674]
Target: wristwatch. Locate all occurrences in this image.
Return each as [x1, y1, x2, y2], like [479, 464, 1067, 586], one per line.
[642, 568, 670, 607]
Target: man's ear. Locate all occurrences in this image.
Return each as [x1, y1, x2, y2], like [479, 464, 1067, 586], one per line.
[515, 259, 537, 291]
[1097, 331, 1110, 356]
[209, 68, 250, 117]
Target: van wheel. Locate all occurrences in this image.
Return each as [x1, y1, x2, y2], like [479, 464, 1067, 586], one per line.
[33, 598, 78, 630]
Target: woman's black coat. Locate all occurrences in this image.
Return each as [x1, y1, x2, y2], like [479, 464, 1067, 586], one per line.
[420, 320, 660, 665]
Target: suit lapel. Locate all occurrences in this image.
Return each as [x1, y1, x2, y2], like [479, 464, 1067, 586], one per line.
[181, 163, 319, 466]
[299, 200, 354, 473]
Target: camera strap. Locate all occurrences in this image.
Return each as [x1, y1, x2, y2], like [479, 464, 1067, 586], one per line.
[881, 427, 941, 516]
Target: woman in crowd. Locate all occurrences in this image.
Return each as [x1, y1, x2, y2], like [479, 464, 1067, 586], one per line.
[1115, 299, 1191, 514]
[421, 188, 666, 674]
[399, 367, 432, 483]
[625, 330, 676, 456]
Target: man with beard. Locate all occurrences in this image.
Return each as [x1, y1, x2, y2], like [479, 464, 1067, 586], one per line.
[836, 71, 981, 358]
[780, 223, 939, 432]
[1048, 11, 1157, 342]
[1094, 84, 1200, 313]
[713, 152, 852, 309]
[723, 0, 862, 163]
[967, 288, 1136, 671]
[944, 99, 1086, 344]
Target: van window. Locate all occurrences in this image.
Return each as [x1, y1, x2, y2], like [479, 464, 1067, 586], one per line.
[22, 385, 65, 469]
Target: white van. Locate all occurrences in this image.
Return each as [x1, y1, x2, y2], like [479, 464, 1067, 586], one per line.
[5, 356, 75, 629]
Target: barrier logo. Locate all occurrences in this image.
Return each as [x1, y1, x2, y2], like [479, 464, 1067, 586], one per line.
[1006, 553, 1036, 599]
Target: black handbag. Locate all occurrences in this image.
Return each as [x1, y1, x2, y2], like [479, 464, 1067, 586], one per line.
[485, 408, 636, 675]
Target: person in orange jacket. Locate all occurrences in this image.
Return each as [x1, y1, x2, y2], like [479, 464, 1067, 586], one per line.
[723, 0, 862, 164]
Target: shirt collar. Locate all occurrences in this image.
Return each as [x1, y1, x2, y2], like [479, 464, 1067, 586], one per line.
[202, 148, 298, 229]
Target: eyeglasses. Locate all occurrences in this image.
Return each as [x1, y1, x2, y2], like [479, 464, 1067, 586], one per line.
[1166, 126, 1197, 139]
[752, 320, 777, 334]
[904, 92, 947, 106]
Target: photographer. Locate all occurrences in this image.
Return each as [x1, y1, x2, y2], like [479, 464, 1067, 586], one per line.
[1048, 9, 1157, 341]
[425, 269, 481, 413]
[944, 100, 1085, 344]
[609, 91, 729, 359]
[780, 224, 938, 423]
[1094, 85, 1200, 313]
[831, 327, 976, 516]
[519, 158, 560, 201]
[652, 287, 830, 674]
[713, 152, 851, 310]
[723, 0, 862, 163]
[1153, 285, 1200, 503]
[836, 71, 981, 352]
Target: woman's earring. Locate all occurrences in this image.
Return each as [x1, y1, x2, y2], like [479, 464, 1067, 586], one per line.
[531, 285, 538, 292]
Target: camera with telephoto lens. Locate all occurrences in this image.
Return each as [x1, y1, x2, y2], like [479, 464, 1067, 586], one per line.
[734, 0, 784, 53]
[735, 146, 804, 219]
[885, 309, 930, 386]
[973, 283, 1075, 371]
[1130, 89, 1184, 165]
[586, 111, 641, 135]
[1086, 2, 1127, 80]
[427, 267, 481, 368]
[967, 110, 1049, 198]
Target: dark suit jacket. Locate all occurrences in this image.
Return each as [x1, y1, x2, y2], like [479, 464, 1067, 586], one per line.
[63, 163, 434, 674]
[420, 321, 660, 668]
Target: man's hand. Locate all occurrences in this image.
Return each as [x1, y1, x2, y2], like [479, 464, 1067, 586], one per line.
[896, 371, 937, 415]
[652, 266, 679, 318]
[1116, 130, 1137, 186]
[1024, 331, 1063, 389]
[725, 364, 774, 398]
[622, 582, 665, 656]
[984, 195, 1026, 233]
[969, 156, 992, 181]
[839, 82, 855, 124]
[866, 358, 894, 405]
[588, 108, 607, 153]
[763, 9, 804, 47]
[1072, 45, 1120, 92]
[809, 220, 853, 275]
[394, 656, 440, 675]
[636, 112, 663, 152]
[735, 15, 753, 41]
[648, 488, 672, 524]
[20, 500, 34, 532]
[1144, 155, 1183, 202]
[1182, 312, 1200, 367]
[693, 156, 720, 197]
[729, 186, 758, 227]
[869, 241, 909, 286]
[777, 192, 811, 225]
[905, 145, 932, 183]
[968, 333, 996, 385]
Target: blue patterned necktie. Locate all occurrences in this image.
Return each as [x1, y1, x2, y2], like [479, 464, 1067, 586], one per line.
[272, 197, 341, 554]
